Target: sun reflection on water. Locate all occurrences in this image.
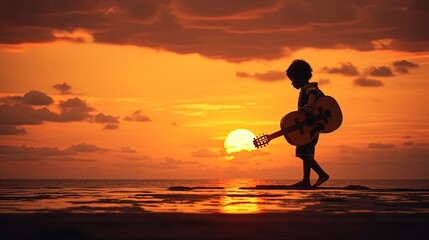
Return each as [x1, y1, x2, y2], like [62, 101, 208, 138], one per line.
[219, 178, 261, 214]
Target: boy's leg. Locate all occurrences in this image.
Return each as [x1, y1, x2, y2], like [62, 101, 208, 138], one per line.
[291, 158, 311, 187]
[309, 158, 329, 187]
[293, 137, 317, 187]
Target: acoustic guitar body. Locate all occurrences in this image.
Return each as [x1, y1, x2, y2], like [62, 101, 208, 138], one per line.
[280, 96, 343, 146]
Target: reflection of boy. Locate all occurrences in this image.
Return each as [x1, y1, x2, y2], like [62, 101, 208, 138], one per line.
[286, 59, 329, 187]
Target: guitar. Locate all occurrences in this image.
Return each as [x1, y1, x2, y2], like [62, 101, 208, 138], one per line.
[253, 96, 342, 148]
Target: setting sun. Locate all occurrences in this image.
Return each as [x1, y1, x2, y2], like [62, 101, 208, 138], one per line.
[224, 129, 257, 154]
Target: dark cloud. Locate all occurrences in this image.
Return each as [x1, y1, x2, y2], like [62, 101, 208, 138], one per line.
[236, 70, 285, 82]
[0, 125, 27, 135]
[67, 143, 109, 153]
[0, 143, 109, 161]
[104, 123, 119, 130]
[1, 0, 428, 62]
[58, 97, 95, 121]
[322, 62, 359, 76]
[366, 66, 394, 77]
[124, 110, 152, 122]
[368, 143, 396, 149]
[121, 147, 137, 153]
[171, 0, 280, 19]
[159, 157, 198, 168]
[0, 102, 61, 125]
[94, 113, 119, 123]
[0, 90, 120, 134]
[0, 96, 23, 104]
[0, 91, 53, 106]
[52, 82, 72, 94]
[0, 144, 75, 161]
[354, 77, 384, 87]
[22, 90, 54, 105]
[337, 144, 429, 178]
[392, 59, 419, 74]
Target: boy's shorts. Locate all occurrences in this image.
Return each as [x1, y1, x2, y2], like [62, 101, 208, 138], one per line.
[296, 135, 319, 159]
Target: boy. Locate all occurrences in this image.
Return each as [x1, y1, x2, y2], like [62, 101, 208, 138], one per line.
[286, 59, 329, 187]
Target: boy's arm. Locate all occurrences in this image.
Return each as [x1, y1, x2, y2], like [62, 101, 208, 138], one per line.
[301, 92, 316, 115]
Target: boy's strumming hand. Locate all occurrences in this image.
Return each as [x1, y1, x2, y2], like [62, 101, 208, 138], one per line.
[301, 104, 314, 116]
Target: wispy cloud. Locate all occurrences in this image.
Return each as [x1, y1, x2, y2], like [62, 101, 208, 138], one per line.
[176, 103, 241, 117]
[236, 70, 285, 82]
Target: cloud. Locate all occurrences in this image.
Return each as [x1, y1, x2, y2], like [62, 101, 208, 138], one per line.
[121, 147, 137, 153]
[176, 103, 241, 117]
[318, 78, 331, 85]
[67, 143, 109, 153]
[229, 149, 270, 162]
[0, 125, 27, 135]
[94, 113, 120, 123]
[22, 90, 54, 105]
[368, 143, 396, 149]
[0, 144, 75, 161]
[392, 60, 419, 74]
[322, 62, 359, 76]
[160, 157, 198, 168]
[1, 1, 429, 62]
[0, 91, 119, 134]
[1, 90, 53, 106]
[0, 102, 61, 125]
[0, 95, 23, 104]
[171, 0, 280, 20]
[354, 77, 384, 87]
[337, 143, 429, 178]
[0, 143, 110, 162]
[236, 70, 285, 82]
[104, 123, 119, 130]
[124, 110, 152, 122]
[366, 66, 394, 77]
[58, 97, 95, 121]
[52, 82, 72, 94]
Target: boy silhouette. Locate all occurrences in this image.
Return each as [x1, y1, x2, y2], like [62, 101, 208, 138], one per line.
[286, 59, 329, 187]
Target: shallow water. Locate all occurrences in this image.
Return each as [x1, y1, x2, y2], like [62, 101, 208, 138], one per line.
[0, 179, 428, 214]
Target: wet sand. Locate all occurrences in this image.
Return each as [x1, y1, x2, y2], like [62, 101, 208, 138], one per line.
[1, 212, 427, 240]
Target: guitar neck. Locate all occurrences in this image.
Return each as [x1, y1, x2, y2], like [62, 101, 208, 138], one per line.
[269, 130, 284, 140]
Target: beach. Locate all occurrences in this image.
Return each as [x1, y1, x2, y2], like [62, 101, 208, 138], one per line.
[0, 179, 428, 239]
[1, 212, 427, 240]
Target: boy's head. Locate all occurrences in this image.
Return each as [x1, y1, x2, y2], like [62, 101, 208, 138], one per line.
[286, 59, 312, 89]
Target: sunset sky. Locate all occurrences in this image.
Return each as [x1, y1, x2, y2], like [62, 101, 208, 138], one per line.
[1, 0, 428, 179]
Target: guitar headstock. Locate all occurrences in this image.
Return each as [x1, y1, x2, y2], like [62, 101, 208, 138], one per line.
[253, 134, 271, 148]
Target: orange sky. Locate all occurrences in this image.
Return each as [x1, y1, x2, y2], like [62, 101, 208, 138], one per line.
[1, 0, 429, 179]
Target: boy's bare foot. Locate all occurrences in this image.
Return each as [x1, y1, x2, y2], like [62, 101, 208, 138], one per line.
[313, 174, 329, 187]
[291, 181, 312, 188]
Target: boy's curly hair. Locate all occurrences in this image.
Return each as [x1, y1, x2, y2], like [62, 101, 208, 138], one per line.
[286, 59, 312, 82]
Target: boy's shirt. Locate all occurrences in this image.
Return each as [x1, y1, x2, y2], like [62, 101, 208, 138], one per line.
[298, 82, 324, 110]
